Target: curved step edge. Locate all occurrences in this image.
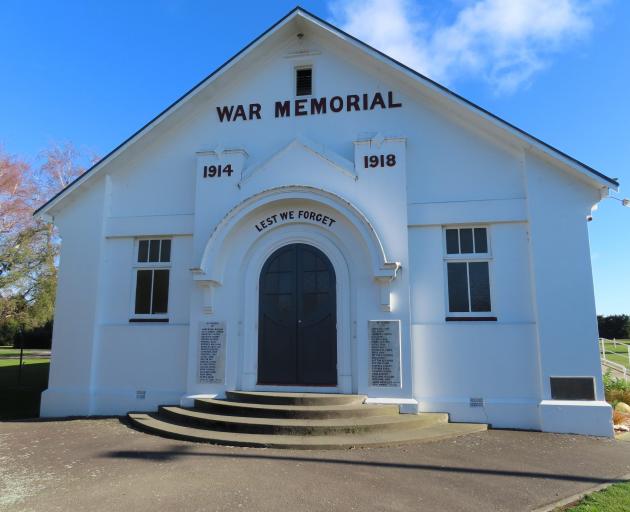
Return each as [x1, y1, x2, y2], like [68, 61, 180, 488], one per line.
[194, 398, 400, 419]
[127, 413, 487, 450]
[158, 406, 449, 436]
[225, 391, 366, 406]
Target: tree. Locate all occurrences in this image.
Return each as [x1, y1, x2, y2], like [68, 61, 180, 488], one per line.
[37, 142, 87, 196]
[0, 149, 33, 237]
[0, 150, 35, 344]
[597, 315, 630, 340]
[0, 143, 90, 346]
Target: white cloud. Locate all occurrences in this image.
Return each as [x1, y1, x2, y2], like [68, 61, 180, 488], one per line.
[329, 0, 598, 93]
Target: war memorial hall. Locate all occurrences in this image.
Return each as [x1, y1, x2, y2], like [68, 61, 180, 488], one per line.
[35, 8, 618, 444]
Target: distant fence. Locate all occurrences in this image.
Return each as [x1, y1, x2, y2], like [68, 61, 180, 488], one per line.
[599, 337, 630, 381]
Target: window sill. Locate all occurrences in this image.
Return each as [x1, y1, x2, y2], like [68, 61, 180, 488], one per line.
[129, 318, 169, 323]
[445, 316, 497, 322]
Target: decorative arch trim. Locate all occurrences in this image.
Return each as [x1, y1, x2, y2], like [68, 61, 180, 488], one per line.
[193, 185, 400, 285]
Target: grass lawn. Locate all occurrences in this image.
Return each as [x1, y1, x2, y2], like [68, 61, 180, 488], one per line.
[563, 481, 630, 511]
[0, 358, 50, 368]
[0, 359, 49, 420]
[601, 340, 630, 370]
[0, 347, 50, 356]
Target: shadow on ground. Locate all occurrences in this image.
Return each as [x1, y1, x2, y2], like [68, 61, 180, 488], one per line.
[0, 361, 48, 420]
[99, 443, 627, 485]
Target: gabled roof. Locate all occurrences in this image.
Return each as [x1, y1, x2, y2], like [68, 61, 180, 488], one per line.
[35, 6, 618, 217]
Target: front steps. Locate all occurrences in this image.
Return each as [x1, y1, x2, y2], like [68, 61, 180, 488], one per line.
[127, 391, 486, 449]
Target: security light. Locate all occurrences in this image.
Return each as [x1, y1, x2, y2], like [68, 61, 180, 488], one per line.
[609, 196, 630, 207]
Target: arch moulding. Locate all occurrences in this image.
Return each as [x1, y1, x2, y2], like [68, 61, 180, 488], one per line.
[192, 185, 400, 286]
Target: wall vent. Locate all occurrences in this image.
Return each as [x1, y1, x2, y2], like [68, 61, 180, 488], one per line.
[469, 397, 484, 407]
[136, 390, 146, 400]
[296, 67, 312, 96]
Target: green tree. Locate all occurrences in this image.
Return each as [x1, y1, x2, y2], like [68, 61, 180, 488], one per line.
[597, 314, 630, 340]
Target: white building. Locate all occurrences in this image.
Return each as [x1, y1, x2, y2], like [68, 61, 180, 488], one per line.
[36, 8, 617, 437]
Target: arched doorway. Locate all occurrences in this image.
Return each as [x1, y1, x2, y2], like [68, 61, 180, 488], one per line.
[258, 243, 337, 386]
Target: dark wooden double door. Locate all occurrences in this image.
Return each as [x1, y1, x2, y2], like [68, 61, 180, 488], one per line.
[258, 243, 337, 386]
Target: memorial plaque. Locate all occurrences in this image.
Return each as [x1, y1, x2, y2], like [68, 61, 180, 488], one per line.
[368, 320, 401, 387]
[198, 321, 226, 384]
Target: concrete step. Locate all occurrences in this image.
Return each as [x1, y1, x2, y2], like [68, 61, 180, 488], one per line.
[194, 398, 400, 419]
[128, 412, 487, 449]
[225, 391, 366, 406]
[127, 392, 487, 449]
[158, 406, 448, 435]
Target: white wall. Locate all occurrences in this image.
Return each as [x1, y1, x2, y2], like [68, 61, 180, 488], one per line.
[408, 222, 541, 428]
[41, 180, 107, 416]
[91, 324, 188, 415]
[87, 236, 193, 414]
[525, 154, 612, 435]
[526, 155, 603, 385]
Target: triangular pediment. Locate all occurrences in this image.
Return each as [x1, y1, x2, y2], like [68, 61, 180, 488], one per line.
[35, 7, 617, 218]
[239, 136, 357, 187]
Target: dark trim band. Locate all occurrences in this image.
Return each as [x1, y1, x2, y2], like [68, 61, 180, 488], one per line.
[446, 316, 497, 322]
[129, 318, 169, 323]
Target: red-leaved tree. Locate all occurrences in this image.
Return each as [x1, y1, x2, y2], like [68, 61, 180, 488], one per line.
[0, 143, 93, 346]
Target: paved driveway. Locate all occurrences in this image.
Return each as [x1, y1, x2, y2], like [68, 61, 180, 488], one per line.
[1, 418, 629, 512]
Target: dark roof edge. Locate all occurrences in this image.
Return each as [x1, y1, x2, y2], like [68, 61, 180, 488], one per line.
[34, 5, 618, 216]
[302, 8, 618, 188]
[34, 6, 302, 216]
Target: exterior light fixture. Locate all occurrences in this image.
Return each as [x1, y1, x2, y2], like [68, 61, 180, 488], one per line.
[609, 196, 630, 207]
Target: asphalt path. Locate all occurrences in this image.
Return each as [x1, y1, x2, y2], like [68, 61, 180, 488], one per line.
[1, 418, 629, 511]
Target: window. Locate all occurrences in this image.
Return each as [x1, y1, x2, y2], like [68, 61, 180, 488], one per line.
[445, 227, 488, 255]
[444, 227, 493, 319]
[132, 239, 171, 320]
[295, 67, 312, 96]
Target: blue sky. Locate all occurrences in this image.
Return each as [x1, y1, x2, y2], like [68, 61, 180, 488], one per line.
[1, 0, 628, 314]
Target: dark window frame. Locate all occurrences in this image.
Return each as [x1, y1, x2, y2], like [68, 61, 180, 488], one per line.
[137, 239, 171, 263]
[445, 227, 489, 256]
[444, 226, 494, 319]
[131, 238, 172, 321]
[295, 66, 313, 97]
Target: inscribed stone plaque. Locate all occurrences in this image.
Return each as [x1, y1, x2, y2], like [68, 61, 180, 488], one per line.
[368, 320, 401, 387]
[198, 321, 226, 384]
